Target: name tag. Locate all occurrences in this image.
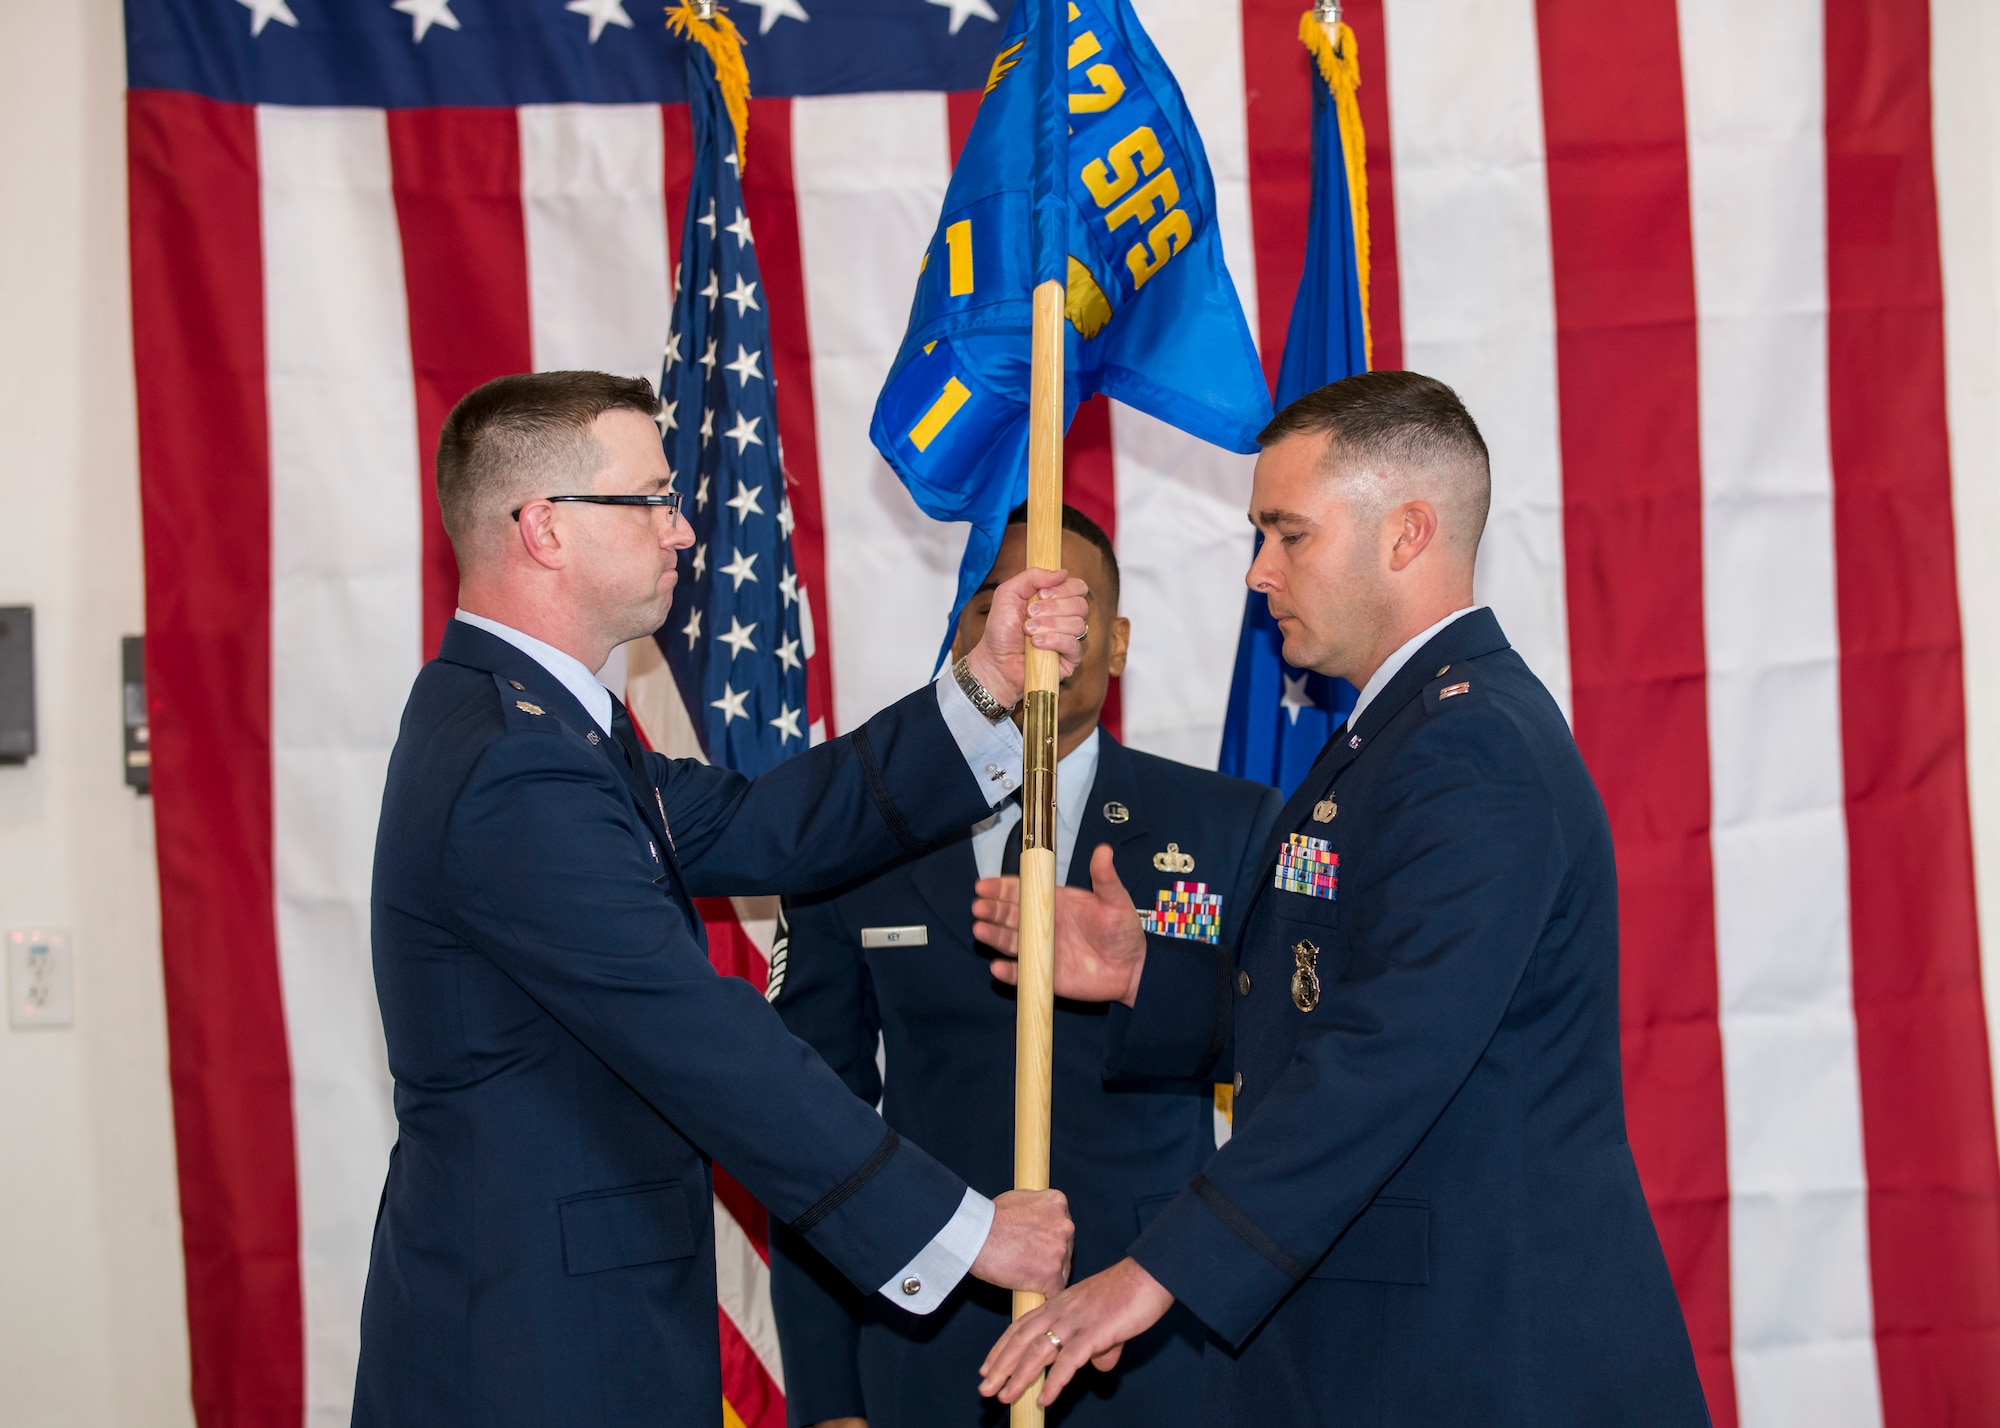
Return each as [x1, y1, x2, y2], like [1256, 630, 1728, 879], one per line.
[861, 925, 929, 948]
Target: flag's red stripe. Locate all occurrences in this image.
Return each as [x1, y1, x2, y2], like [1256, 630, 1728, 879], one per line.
[663, 101, 692, 283]
[128, 89, 303, 1428]
[1239, 0, 1402, 380]
[1532, 6, 1735, 1423]
[1824, 3, 2000, 1415]
[386, 109, 533, 658]
[714, 1164, 771, 1262]
[744, 97, 838, 734]
[718, 1298, 786, 1428]
[1342, 0, 1401, 371]
[946, 89, 981, 166]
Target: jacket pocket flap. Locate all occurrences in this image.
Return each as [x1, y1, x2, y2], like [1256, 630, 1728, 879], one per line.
[559, 1181, 696, 1276]
[1312, 1197, 1429, 1285]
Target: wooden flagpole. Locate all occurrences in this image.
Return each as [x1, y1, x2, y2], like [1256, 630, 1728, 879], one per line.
[1010, 275, 1066, 1428]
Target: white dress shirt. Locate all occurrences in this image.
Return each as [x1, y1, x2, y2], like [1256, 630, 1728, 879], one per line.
[1345, 605, 1481, 733]
[451, 612, 1025, 1314]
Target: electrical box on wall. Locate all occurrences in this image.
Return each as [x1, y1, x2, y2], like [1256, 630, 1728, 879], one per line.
[124, 635, 149, 794]
[0, 606, 32, 763]
[9, 929, 73, 1028]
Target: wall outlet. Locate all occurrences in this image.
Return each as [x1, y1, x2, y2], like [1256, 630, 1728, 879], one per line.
[8, 928, 73, 1028]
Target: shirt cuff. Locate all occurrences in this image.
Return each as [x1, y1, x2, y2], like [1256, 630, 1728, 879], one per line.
[876, 1186, 995, 1315]
[935, 667, 1023, 807]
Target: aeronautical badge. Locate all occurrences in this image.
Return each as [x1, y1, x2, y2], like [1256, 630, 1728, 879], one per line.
[515, 700, 545, 716]
[1152, 842, 1194, 873]
[1273, 832, 1338, 899]
[1102, 801, 1130, 824]
[1291, 938, 1321, 1012]
[1141, 882, 1223, 944]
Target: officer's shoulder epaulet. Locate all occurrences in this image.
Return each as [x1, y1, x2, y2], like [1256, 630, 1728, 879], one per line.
[1421, 661, 1484, 716]
[491, 672, 563, 733]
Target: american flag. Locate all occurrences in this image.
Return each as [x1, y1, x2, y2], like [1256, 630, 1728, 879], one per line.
[128, 0, 2000, 1426]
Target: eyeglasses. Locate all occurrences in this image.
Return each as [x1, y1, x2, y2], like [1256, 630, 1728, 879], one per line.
[511, 491, 683, 522]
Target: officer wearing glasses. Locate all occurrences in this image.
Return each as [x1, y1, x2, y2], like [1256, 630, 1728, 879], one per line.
[355, 370, 1078, 1428]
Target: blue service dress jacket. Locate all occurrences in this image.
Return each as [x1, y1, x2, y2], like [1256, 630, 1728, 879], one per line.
[768, 732, 1281, 1428]
[352, 620, 993, 1428]
[1112, 609, 1711, 1426]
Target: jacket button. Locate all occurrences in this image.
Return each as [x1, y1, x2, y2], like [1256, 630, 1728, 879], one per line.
[1237, 970, 1252, 996]
[1232, 1072, 1243, 1096]
[901, 1276, 922, 1296]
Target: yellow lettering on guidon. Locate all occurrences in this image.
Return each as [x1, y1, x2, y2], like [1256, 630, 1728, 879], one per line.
[946, 219, 974, 297]
[1082, 126, 1164, 210]
[909, 377, 972, 453]
[1126, 208, 1192, 288]
[1068, 31, 1100, 67]
[1105, 167, 1179, 232]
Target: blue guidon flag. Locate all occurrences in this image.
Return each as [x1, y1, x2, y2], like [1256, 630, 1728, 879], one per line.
[870, 0, 1271, 661]
[656, 8, 810, 775]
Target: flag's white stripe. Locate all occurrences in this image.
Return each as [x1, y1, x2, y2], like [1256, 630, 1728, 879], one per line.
[1381, 0, 1570, 718]
[520, 103, 671, 380]
[258, 103, 415, 1428]
[714, 1195, 787, 1389]
[1931, 0, 2000, 1149]
[1113, 0, 1260, 766]
[793, 93, 966, 729]
[1679, 5, 1882, 1422]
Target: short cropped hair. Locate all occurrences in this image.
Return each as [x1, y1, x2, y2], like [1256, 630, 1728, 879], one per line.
[435, 370, 659, 555]
[1004, 502, 1121, 607]
[1259, 370, 1492, 552]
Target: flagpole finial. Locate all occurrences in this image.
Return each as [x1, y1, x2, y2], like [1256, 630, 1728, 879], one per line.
[1313, 0, 1341, 25]
[692, 0, 716, 17]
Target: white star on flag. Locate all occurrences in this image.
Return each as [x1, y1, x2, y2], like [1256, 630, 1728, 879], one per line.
[925, 0, 997, 33]
[392, 0, 460, 42]
[778, 567, 800, 608]
[699, 406, 715, 445]
[720, 547, 759, 589]
[777, 498, 795, 538]
[775, 634, 802, 672]
[769, 703, 803, 743]
[238, 0, 299, 36]
[662, 330, 680, 371]
[1280, 670, 1316, 725]
[699, 270, 720, 309]
[725, 482, 765, 520]
[724, 413, 764, 453]
[699, 338, 718, 375]
[654, 398, 677, 434]
[696, 199, 717, 235]
[692, 543, 709, 579]
[724, 345, 764, 386]
[725, 275, 760, 317]
[716, 616, 759, 658]
[711, 683, 750, 724]
[738, 0, 808, 34]
[725, 208, 754, 247]
[564, 0, 633, 42]
[681, 607, 702, 647]
[695, 474, 711, 511]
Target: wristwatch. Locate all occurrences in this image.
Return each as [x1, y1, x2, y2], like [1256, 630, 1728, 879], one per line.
[952, 655, 1014, 722]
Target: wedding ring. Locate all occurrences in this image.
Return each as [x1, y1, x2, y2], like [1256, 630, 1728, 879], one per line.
[1044, 1330, 1064, 1352]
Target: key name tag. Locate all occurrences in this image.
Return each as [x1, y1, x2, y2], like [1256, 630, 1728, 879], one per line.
[861, 925, 929, 948]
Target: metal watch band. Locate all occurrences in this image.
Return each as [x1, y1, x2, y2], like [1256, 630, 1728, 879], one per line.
[952, 655, 1013, 722]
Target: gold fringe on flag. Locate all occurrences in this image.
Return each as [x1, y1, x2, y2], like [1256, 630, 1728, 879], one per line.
[1298, 13, 1371, 366]
[667, 0, 753, 172]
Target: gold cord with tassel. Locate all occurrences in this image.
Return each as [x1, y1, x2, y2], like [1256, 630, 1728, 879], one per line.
[667, 0, 753, 172]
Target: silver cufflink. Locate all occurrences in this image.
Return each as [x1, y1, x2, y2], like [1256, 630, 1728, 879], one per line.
[901, 1276, 922, 1296]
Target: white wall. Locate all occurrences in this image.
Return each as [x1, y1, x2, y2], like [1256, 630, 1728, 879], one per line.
[0, 0, 195, 1425]
[1936, 0, 2000, 1135]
